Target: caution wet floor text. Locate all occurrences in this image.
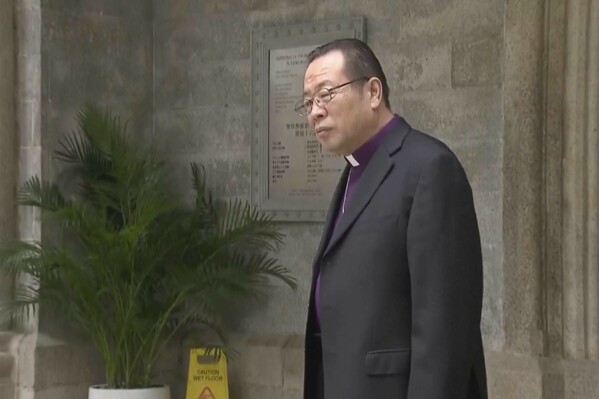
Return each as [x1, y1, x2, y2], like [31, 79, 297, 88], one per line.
[185, 348, 229, 399]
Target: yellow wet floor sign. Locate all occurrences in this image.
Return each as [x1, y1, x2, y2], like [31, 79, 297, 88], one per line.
[185, 348, 229, 399]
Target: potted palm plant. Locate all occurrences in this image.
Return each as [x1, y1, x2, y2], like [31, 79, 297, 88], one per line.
[0, 104, 296, 399]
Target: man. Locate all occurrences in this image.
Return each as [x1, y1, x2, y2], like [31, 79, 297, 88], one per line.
[296, 38, 487, 399]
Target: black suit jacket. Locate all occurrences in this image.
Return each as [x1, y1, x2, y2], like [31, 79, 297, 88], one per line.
[304, 118, 487, 399]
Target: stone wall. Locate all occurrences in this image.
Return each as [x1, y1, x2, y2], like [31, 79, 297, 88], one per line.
[29, 1, 156, 398]
[0, 5, 17, 398]
[0, 0, 17, 323]
[152, 1, 507, 397]
[2, 0, 599, 398]
[153, 0, 505, 348]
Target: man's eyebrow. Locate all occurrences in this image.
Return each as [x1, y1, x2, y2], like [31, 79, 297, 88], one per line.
[303, 80, 334, 97]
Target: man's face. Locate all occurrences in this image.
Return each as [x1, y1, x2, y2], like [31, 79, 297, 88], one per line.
[303, 50, 369, 156]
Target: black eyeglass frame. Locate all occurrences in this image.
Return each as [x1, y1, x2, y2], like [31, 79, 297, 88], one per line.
[294, 76, 370, 116]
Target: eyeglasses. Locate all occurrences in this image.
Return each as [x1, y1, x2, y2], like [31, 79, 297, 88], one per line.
[294, 77, 370, 117]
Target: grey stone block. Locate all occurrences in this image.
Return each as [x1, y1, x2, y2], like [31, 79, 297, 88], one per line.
[452, 36, 503, 87]
[0, 333, 20, 353]
[0, 381, 14, 399]
[153, 0, 203, 22]
[472, 189, 502, 248]
[42, 11, 120, 58]
[399, 0, 503, 41]
[33, 341, 104, 389]
[153, 0, 270, 22]
[16, 387, 34, 399]
[154, 105, 251, 157]
[282, 335, 304, 391]
[0, 353, 14, 380]
[154, 14, 249, 64]
[15, 1, 41, 57]
[542, 371, 565, 399]
[153, 62, 194, 111]
[479, 243, 504, 350]
[16, 98, 41, 147]
[41, 0, 116, 14]
[17, 54, 41, 103]
[229, 384, 283, 399]
[388, 42, 451, 92]
[33, 385, 91, 399]
[396, 87, 502, 145]
[189, 61, 251, 108]
[44, 55, 141, 107]
[154, 57, 250, 111]
[18, 146, 41, 187]
[40, 0, 141, 16]
[235, 335, 287, 388]
[448, 139, 501, 193]
[166, 155, 251, 201]
[564, 360, 599, 398]
[486, 351, 543, 399]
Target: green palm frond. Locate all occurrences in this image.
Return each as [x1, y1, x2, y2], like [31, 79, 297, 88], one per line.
[55, 131, 111, 174]
[77, 103, 127, 156]
[215, 251, 296, 291]
[0, 103, 294, 389]
[0, 283, 40, 325]
[18, 176, 67, 211]
[207, 199, 284, 254]
[191, 162, 213, 208]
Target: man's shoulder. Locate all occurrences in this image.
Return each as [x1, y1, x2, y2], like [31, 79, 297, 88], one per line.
[394, 124, 458, 163]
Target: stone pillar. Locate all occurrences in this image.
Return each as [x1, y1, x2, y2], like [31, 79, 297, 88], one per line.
[15, 0, 41, 331]
[503, 0, 546, 356]
[586, 0, 599, 360]
[14, 0, 41, 397]
[561, 0, 599, 361]
[0, 0, 17, 329]
[543, 0, 567, 360]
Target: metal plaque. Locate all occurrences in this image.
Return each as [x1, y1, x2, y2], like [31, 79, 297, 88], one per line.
[251, 17, 366, 222]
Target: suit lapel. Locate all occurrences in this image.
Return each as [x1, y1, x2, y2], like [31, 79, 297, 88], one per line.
[321, 117, 412, 258]
[313, 165, 350, 263]
[323, 148, 392, 258]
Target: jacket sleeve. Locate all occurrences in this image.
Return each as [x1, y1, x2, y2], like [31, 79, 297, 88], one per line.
[405, 151, 484, 398]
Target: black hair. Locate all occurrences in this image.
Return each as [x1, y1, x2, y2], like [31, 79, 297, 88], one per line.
[307, 38, 390, 108]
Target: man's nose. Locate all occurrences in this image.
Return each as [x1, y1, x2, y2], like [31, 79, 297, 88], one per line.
[309, 101, 326, 121]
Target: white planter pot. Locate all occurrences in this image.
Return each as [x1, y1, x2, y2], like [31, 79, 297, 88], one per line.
[89, 385, 170, 399]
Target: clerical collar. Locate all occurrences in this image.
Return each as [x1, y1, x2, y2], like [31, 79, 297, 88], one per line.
[345, 154, 360, 167]
[344, 114, 400, 168]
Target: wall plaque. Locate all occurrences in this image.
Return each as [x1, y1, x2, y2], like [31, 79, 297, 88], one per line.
[251, 17, 366, 222]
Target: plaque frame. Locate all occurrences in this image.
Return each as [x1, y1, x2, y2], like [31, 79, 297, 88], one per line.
[250, 17, 366, 222]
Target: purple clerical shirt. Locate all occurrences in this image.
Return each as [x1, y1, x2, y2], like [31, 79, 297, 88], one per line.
[315, 114, 400, 327]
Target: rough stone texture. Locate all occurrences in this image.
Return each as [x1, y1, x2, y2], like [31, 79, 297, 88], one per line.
[227, 334, 304, 399]
[487, 351, 543, 399]
[40, 0, 154, 165]
[502, 0, 545, 356]
[20, 1, 156, 398]
[543, 0, 567, 359]
[452, 36, 503, 88]
[153, 0, 506, 349]
[16, 333, 37, 396]
[1, 0, 598, 398]
[0, 0, 17, 326]
[560, 0, 599, 363]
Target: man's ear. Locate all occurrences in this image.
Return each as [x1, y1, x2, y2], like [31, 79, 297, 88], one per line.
[367, 77, 383, 109]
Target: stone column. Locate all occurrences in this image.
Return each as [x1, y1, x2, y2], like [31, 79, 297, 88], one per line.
[587, 0, 599, 360]
[13, 1, 42, 398]
[0, 0, 17, 330]
[544, 0, 567, 359]
[15, 0, 42, 325]
[503, 0, 546, 356]
[561, 0, 599, 361]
